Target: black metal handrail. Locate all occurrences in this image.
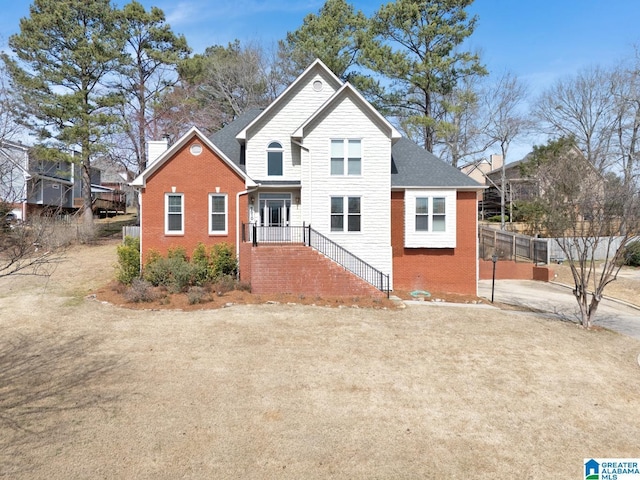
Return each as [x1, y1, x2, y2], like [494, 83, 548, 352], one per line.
[307, 227, 390, 297]
[242, 223, 390, 297]
[243, 223, 308, 246]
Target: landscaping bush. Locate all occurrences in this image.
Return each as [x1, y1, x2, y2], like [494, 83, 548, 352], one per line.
[211, 243, 237, 277]
[143, 254, 195, 293]
[116, 236, 140, 284]
[141, 243, 239, 295]
[187, 286, 212, 305]
[623, 240, 640, 267]
[191, 243, 213, 286]
[212, 274, 236, 295]
[124, 278, 160, 303]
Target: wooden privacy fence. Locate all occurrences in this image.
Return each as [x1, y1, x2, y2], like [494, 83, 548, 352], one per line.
[122, 226, 140, 241]
[479, 226, 548, 263]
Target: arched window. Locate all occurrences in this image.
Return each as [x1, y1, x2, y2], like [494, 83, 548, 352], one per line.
[267, 141, 283, 176]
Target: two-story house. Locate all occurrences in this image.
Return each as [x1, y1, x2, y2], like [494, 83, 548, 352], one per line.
[1, 140, 125, 220]
[131, 60, 482, 296]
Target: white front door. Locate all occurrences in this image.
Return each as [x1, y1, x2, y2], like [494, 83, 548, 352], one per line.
[258, 193, 291, 241]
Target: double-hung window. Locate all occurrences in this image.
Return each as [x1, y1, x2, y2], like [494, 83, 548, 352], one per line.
[331, 139, 361, 175]
[165, 193, 184, 234]
[415, 198, 429, 231]
[267, 141, 283, 176]
[415, 196, 446, 232]
[331, 196, 361, 232]
[209, 193, 227, 235]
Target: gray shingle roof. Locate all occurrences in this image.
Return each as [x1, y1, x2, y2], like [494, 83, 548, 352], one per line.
[391, 138, 481, 188]
[209, 108, 262, 169]
[209, 111, 481, 189]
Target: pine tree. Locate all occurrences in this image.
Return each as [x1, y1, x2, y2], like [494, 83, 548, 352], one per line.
[2, 0, 124, 230]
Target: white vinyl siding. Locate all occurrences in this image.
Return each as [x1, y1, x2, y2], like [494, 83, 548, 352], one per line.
[165, 193, 184, 235]
[301, 93, 392, 282]
[209, 193, 228, 235]
[244, 70, 339, 180]
[405, 190, 457, 248]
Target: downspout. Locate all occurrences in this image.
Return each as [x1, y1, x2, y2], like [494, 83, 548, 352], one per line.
[236, 186, 258, 278]
[138, 189, 143, 275]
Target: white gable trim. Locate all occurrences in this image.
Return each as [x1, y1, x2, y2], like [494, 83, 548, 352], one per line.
[292, 83, 401, 141]
[235, 59, 343, 141]
[130, 126, 256, 188]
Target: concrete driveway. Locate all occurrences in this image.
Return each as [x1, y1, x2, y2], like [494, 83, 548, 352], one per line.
[478, 279, 640, 340]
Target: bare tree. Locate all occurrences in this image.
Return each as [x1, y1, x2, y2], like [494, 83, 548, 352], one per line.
[0, 215, 69, 279]
[158, 41, 275, 138]
[611, 53, 640, 193]
[433, 76, 488, 167]
[521, 138, 640, 328]
[482, 72, 531, 229]
[535, 66, 617, 171]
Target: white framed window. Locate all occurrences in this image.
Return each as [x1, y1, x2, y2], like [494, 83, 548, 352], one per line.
[331, 196, 361, 232]
[209, 193, 228, 235]
[330, 139, 361, 176]
[267, 141, 283, 176]
[165, 193, 184, 235]
[415, 196, 446, 232]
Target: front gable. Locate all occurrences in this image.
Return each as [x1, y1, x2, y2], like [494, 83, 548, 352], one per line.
[131, 127, 255, 189]
[238, 61, 343, 181]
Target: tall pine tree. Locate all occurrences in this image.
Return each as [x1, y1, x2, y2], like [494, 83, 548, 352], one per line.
[2, 0, 124, 230]
[361, 0, 486, 152]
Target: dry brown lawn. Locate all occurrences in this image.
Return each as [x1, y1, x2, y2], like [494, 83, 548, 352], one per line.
[552, 262, 640, 307]
[1, 238, 640, 479]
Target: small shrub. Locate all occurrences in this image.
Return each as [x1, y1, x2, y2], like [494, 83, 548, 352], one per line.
[623, 240, 640, 267]
[167, 246, 187, 261]
[116, 236, 140, 284]
[211, 243, 238, 277]
[143, 255, 195, 293]
[191, 243, 213, 286]
[124, 278, 159, 303]
[187, 286, 212, 305]
[212, 274, 236, 295]
[236, 281, 251, 292]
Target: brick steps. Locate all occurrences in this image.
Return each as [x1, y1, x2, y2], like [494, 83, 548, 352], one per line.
[248, 245, 384, 297]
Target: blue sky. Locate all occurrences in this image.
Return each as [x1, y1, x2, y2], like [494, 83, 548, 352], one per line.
[2, 0, 640, 158]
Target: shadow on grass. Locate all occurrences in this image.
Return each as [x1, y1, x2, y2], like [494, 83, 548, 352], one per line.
[0, 332, 125, 477]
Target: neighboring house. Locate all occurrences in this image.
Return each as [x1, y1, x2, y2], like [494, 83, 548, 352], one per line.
[0, 140, 31, 219]
[0, 140, 124, 220]
[481, 147, 603, 225]
[481, 156, 537, 221]
[459, 154, 503, 185]
[131, 60, 483, 296]
[92, 157, 132, 212]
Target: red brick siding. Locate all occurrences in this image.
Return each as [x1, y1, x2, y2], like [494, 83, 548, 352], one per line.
[140, 139, 248, 264]
[248, 245, 385, 297]
[479, 260, 555, 281]
[391, 190, 478, 295]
